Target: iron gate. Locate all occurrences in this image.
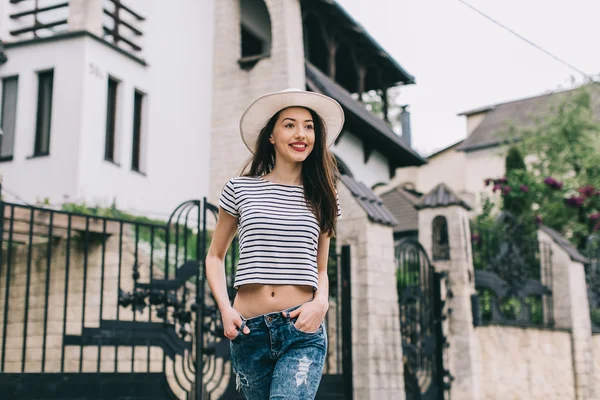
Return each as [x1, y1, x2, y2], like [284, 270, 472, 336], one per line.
[395, 238, 448, 400]
[0, 195, 352, 399]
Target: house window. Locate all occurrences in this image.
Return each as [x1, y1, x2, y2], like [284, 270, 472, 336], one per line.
[34, 70, 54, 157]
[241, 25, 264, 57]
[131, 89, 145, 173]
[0, 76, 18, 161]
[239, 0, 271, 68]
[432, 215, 450, 261]
[105, 76, 120, 163]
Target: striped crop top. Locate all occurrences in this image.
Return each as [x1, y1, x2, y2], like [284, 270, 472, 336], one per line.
[218, 176, 342, 290]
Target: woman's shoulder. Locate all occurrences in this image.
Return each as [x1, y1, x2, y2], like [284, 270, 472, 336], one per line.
[226, 176, 262, 185]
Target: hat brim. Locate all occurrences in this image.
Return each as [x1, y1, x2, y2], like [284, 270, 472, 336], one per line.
[239, 90, 345, 154]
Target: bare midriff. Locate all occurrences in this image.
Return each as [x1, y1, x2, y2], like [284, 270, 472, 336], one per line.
[233, 283, 314, 319]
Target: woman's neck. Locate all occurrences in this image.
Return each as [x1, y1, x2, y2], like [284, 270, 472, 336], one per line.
[266, 162, 303, 186]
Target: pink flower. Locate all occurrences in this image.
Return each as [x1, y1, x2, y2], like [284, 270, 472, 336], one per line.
[589, 212, 600, 221]
[566, 196, 585, 208]
[492, 184, 502, 193]
[543, 177, 563, 190]
[497, 176, 508, 184]
[535, 215, 543, 225]
[520, 185, 530, 193]
[484, 178, 493, 187]
[578, 185, 597, 198]
[502, 186, 512, 195]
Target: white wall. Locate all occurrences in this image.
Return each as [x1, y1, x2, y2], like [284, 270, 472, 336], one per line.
[332, 129, 391, 188]
[0, 39, 86, 204]
[464, 146, 505, 210]
[77, 0, 215, 217]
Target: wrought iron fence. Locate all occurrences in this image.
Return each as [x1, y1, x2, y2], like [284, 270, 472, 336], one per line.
[471, 214, 554, 327]
[585, 235, 600, 333]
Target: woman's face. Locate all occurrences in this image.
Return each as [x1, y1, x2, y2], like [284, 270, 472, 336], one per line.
[269, 107, 316, 164]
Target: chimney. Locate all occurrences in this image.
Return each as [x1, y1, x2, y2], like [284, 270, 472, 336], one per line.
[400, 105, 412, 148]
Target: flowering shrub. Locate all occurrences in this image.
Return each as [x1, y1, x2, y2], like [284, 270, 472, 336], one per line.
[483, 171, 600, 250]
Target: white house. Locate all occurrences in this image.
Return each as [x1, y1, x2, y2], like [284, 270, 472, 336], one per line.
[0, 0, 215, 216]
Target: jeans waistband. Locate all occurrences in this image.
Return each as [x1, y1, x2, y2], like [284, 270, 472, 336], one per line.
[239, 303, 304, 330]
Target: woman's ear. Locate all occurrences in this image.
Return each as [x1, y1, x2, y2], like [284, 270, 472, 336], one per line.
[269, 135, 275, 144]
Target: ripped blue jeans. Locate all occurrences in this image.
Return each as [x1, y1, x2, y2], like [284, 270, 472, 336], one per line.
[229, 304, 327, 400]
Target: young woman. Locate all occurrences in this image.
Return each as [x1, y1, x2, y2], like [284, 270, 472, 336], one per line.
[205, 88, 344, 399]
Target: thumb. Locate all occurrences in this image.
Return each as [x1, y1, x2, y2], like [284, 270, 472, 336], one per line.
[284, 307, 302, 319]
[243, 323, 250, 334]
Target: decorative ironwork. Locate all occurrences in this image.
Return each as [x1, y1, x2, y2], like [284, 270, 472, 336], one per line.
[471, 213, 553, 327]
[585, 235, 600, 332]
[8, 0, 69, 38]
[395, 238, 449, 400]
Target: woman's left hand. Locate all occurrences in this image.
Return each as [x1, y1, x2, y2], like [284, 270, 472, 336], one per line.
[283, 298, 328, 333]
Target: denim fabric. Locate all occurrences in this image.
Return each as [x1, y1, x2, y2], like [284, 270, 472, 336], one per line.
[229, 304, 327, 400]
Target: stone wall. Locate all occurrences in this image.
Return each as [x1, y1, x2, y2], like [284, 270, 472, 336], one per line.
[478, 326, 575, 400]
[593, 334, 600, 399]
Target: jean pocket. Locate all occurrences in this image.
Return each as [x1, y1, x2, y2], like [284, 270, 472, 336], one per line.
[290, 319, 323, 335]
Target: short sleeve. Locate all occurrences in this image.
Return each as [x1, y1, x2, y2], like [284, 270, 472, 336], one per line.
[219, 178, 239, 218]
[335, 189, 342, 220]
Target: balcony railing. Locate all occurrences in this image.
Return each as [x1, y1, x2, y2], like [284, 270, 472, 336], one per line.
[7, 0, 145, 54]
[8, 0, 69, 39]
[102, 0, 145, 53]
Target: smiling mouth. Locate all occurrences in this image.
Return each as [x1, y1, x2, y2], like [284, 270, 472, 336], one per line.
[290, 144, 307, 152]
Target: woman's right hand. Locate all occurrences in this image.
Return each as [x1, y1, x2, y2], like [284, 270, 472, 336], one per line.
[221, 306, 250, 340]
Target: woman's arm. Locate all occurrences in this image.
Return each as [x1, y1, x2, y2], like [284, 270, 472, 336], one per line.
[205, 208, 249, 339]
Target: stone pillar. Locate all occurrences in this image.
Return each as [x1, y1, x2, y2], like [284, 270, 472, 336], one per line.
[538, 227, 596, 400]
[417, 184, 481, 400]
[209, 0, 306, 202]
[67, 0, 104, 36]
[336, 183, 405, 400]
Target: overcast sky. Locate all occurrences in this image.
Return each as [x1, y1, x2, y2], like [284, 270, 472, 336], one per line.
[337, 0, 600, 156]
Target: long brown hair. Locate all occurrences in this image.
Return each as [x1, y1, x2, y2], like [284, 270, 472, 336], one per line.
[241, 107, 340, 237]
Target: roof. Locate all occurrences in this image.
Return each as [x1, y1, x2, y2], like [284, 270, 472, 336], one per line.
[540, 225, 589, 264]
[340, 175, 398, 226]
[380, 186, 421, 233]
[457, 85, 600, 152]
[426, 139, 465, 159]
[416, 183, 471, 210]
[321, 0, 415, 85]
[306, 62, 426, 167]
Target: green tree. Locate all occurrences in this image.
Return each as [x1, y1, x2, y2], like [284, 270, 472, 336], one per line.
[491, 85, 600, 250]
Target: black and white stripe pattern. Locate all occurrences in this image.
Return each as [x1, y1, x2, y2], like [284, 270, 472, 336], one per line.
[219, 176, 342, 289]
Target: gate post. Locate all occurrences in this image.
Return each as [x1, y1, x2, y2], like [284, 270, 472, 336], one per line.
[416, 184, 482, 400]
[336, 179, 406, 400]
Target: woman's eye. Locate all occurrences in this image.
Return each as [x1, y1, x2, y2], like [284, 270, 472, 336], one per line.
[285, 123, 295, 128]
[306, 125, 314, 130]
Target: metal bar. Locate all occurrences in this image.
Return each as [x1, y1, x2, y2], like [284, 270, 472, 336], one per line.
[102, 8, 143, 35]
[115, 222, 123, 372]
[107, 0, 146, 20]
[132, 223, 139, 373]
[10, 19, 68, 36]
[335, 251, 340, 372]
[340, 245, 353, 399]
[60, 215, 72, 372]
[1, 206, 15, 372]
[79, 217, 90, 373]
[41, 212, 53, 372]
[10, 2, 68, 19]
[98, 219, 107, 372]
[102, 26, 142, 52]
[21, 208, 35, 372]
[195, 199, 206, 400]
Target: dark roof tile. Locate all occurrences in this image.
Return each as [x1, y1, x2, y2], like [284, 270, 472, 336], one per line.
[340, 175, 398, 226]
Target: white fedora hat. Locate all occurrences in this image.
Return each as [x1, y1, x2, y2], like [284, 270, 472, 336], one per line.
[239, 88, 345, 154]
